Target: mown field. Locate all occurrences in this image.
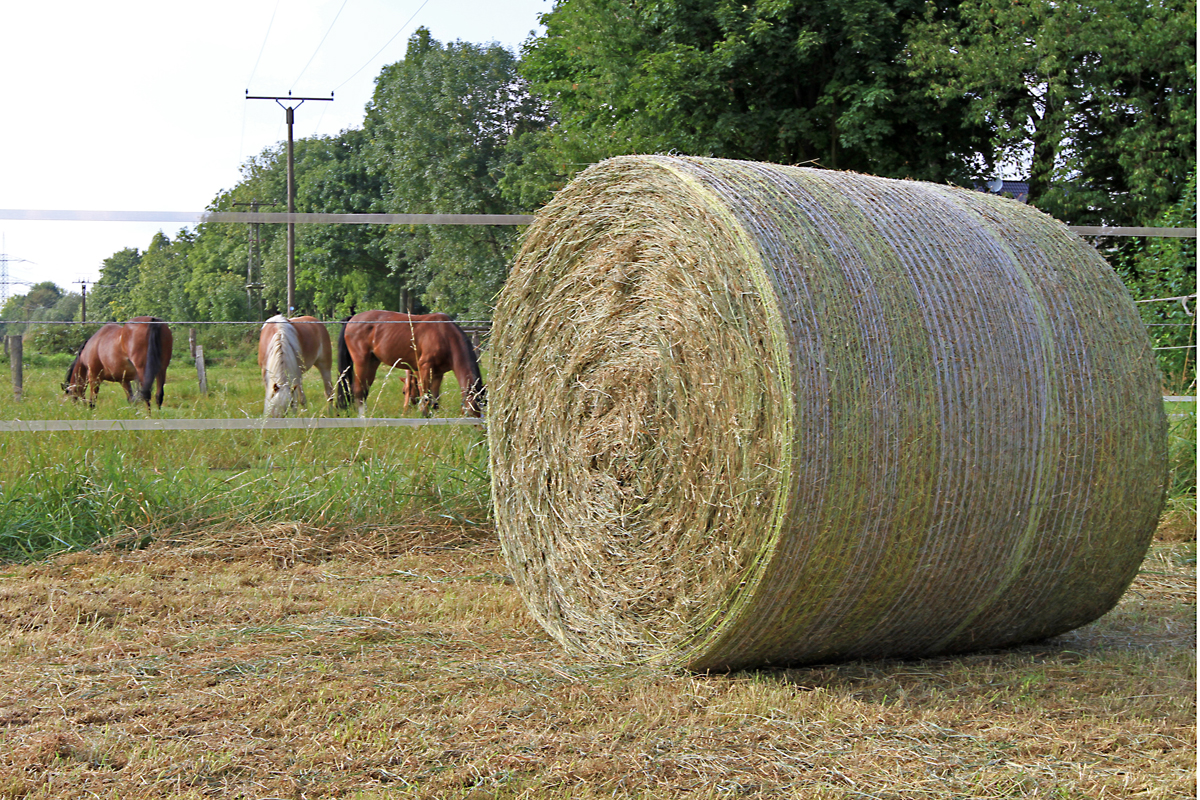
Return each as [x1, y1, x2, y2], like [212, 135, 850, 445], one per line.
[0, 343, 1194, 798]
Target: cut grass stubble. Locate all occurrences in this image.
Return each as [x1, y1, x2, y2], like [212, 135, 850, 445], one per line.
[0, 526, 1192, 799]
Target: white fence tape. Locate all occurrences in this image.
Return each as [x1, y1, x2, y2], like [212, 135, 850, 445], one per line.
[0, 417, 484, 433]
[0, 209, 1193, 236]
[0, 210, 535, 225]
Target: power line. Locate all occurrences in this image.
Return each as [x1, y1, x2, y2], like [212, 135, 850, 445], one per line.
[245, 0, 283, 90]
[242, 0, 282, 166]
[334, 0, 433, 92]
[292, 0, 351, 91]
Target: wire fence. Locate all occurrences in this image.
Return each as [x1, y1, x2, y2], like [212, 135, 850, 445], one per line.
[0, 417, 484, 432]
[0, 311, 1191, 432]
[0, 214, 1192, 427]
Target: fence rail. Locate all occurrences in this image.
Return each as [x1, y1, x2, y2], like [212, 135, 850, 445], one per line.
[0, 210, 535, 225]
[0, 209, 1195, 237]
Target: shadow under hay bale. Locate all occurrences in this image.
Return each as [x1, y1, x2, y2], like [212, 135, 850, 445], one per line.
[488, 155, 1168, 672]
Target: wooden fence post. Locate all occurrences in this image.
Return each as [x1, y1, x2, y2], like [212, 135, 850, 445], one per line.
[194, 345, 208, 395]
[188, 328, 198, 360]
[8, 335, 22, 401]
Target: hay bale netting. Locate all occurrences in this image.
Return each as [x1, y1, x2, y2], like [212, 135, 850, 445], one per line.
[488, 155, 1168, 671]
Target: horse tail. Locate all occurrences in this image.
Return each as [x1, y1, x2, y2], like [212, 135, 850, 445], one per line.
[263, 315, 302, 417]
[336, 320, 355, 410]
[139, 318, 165, 406]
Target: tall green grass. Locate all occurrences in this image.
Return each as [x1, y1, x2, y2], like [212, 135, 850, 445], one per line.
[0, 359, 490, 562]
[0, 358, 1191, 563]
[1165, 407, 1196, 523]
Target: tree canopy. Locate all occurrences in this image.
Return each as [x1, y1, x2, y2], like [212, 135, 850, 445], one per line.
[908, 0, 1196, 224]
[509, 0, 992, 197]
[73, 12, 1192, 372]
[366, 30, 549, 317]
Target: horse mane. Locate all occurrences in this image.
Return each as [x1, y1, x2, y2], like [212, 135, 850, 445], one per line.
[63, 342, 86, 390]
[263, 315, 303, 417]
[451, 322, 482, 384]
[449, 321, 486, 409]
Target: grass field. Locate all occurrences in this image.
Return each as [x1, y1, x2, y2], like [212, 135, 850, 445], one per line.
[0, 357, 491, 561]
[0, 347, 1193, 798]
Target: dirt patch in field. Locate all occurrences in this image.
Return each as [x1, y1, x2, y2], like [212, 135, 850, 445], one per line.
[0, 523, 1193, 799]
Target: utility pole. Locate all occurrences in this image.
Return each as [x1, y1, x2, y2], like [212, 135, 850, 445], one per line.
[245, 90, 333, 315]
[73, 280, 88, 322]
[232, 199, 277, 321]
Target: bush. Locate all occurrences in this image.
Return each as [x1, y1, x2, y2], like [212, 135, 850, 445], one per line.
[25, 323, 95, 356]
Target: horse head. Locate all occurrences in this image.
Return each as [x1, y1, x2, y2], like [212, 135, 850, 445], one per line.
[464, 380, 487, 417]
[62, 350, 86, 401]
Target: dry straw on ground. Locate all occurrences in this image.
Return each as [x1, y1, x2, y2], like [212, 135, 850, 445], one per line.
[0, 526, 1193, 798]
[488, 155, 1168, 671]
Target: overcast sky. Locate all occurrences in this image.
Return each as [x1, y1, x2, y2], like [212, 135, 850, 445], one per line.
[0, 0, 549, 304]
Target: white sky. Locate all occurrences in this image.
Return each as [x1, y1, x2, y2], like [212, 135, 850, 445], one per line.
[0, 0, 549, 303]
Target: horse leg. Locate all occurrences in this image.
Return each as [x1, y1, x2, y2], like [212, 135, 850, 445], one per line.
[318, 363, 335, 405]
[417, 366, 442, 417]
[155, 372, 165, 408]
[403, 370, 420, 411]
[355, 359, 380, 417]
[133, 377, 151, 410]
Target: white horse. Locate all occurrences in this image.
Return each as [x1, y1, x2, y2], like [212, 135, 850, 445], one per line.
[258, 315, 335, 417]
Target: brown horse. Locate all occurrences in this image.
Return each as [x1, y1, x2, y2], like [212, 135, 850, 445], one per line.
[336, 310, 485, 417]
[257, 315, 335, 417]
[63, 316, 173, 409]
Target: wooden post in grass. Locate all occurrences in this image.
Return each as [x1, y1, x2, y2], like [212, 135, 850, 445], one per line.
[8, 335, 22, 401]
[194, 345, 208, 395]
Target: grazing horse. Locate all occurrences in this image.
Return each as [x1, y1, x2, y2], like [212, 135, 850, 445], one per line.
[336, 310, 485, 417]
[62, 316, 173, 409]
[258, 315, 336, 417]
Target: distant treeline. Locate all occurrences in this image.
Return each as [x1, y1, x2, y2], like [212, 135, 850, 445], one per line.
[4, 0, 1195, 379]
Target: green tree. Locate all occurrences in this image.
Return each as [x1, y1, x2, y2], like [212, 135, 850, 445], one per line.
[294, 129, 393, 318]
[1116, 170, 1197, 391]
[127, 231, 196, 320]
[89, 247, 142, 321]
[907, 0, 1195, 224]
[205, 132, 398, 320]
[26, 292, 86, 354]
[367, 29, 548, 317]
[215, 147, 288, 317]
[1, 281, 64, 322]
[0, 282, 83, 351]
[508, 0, 990, 208]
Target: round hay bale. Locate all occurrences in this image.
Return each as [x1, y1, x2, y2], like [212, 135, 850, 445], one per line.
[488, 155, 1168, 671]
